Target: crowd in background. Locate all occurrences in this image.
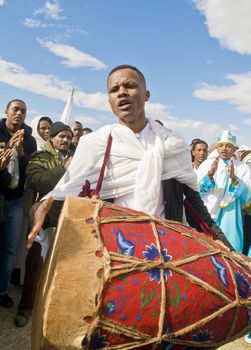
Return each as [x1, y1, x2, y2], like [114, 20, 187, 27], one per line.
[0, 99, 92, 326]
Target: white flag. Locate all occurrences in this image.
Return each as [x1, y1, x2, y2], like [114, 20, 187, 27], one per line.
[60, 88, 75, 128]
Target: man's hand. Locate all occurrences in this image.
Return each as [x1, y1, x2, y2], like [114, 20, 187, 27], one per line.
[14, 129, 24, 157]
[27, 196, 54, 249]
[64, 157, 72, 171]
[0, 148, 13, 171]
[228, 158, 238, 182]
[8, 129, 24, 157]
[208, 156, 219, 180]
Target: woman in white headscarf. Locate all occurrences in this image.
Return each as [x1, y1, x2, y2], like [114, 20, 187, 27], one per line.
[30, 116, 53, 150]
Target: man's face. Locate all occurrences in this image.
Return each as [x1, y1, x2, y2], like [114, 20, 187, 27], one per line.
[72, 123, 83, 138]
[5, 101, 26, 129]
[217, 143, 236, 160]
[107, 68, 149, 127]
[51, 130, 72, 153]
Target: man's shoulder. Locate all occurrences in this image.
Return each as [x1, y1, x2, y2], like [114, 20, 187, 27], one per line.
[79, 124, 114, 146]
[22, 123, 33, 137]
[22, 124, 36, 147]
[0, 118, 6, 128]
[234, 159, 251, 175]
[29, 149, 54, 162]
[0, 118, 7, 136]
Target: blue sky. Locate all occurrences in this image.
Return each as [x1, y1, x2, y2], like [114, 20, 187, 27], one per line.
[0, 0, 251, 146]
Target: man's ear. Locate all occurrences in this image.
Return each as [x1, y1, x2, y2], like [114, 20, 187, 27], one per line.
[145, 90, 150, 101]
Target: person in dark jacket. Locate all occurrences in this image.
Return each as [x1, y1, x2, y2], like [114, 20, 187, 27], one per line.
[0, 148, 14, 188]
[0, 148, 15, 229]
[14, 121, 73, 327]
[0, 99, 37, 308]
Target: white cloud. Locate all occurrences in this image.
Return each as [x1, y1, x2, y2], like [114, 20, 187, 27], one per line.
[242, 119, 251, 126]
[194, 71, 251, 114]
[23, 18, 41, 28]
[193, 0, 251, 55]
[0, 59, 108, 111]
[34, 0, 64, 20]
[38, 39, 107, 70]
[228, 124, 238, 131]
[0, 58, 244, 145]
[75, 114, 114, 131]
[23, 19, 89, 39]
[145, 102, 222, 144]
[0, 0, 6, 6]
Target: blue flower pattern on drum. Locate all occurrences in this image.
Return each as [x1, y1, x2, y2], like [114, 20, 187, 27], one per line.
[143, 243, 172, 284]
[192, 329, 213, 342]
[157, 228, 165, 236]
[90, 330, 109, 349]
[106, 300, 115, 314]
[210, 256, 228, 287]
[116, 229, 135, 256]
[235, 271, 250, 298]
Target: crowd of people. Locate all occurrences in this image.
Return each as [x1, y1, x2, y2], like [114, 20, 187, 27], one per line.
[0, 64, 251, 344]
[0, 103, 92, 326]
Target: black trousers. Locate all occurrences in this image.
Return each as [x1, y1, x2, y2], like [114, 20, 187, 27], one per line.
[18, 241, 43, 310]
[243, 215, 251, 256]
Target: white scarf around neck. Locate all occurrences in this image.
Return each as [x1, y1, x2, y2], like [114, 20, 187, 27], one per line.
[46, 118, 198, 215]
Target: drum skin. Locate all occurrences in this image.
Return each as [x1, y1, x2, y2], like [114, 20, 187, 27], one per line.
[32, 196, 251, 350]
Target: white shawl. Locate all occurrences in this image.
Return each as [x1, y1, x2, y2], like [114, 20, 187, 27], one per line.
[46, 119, 198, 215]
[30, 116, 47, 151]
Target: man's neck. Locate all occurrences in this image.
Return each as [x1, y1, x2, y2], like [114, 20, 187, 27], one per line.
[5, 121, 20, 134]
[119, 118, 148, 134]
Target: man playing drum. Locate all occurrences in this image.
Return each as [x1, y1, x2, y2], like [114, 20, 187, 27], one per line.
[27, 65, 233, 250]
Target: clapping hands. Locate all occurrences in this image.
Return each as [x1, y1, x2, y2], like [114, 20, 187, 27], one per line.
[0, 148, 13, 171]
[8, 129, 24, 157]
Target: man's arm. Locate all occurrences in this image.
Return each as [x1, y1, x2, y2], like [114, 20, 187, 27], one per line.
[183, 184, 234, 250]
[26, 155, 65, 197]
[27, 196, 54, 248]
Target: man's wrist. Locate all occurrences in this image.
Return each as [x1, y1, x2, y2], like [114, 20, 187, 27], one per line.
[208, 172, 214, 182]
[231, 177, 239, 186]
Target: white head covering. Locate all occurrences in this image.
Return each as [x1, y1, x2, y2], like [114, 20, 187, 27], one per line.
[30, 115, 50, 150]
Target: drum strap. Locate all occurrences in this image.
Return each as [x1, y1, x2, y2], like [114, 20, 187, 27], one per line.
[78, 136, 218, 242]
[78, 133, 113, 198]
[184, 198, 218, 240]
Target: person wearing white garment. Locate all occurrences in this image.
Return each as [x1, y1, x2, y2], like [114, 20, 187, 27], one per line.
[30, 116, 52, 151]
[27, 65, 233, 256]
[190, 138, 208, 171]
[197, 130, 251, 256]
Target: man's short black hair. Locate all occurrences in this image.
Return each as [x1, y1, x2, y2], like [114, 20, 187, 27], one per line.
[6, 99, 26, 111]
[75, 121, 83, 128]
[107, 64, 146, 87]
[83, 127, 92, 133]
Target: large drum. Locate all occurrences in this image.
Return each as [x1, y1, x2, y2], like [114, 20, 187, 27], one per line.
[32, 196, 251, 349]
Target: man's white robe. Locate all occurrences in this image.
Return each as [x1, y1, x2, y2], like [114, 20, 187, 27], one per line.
[197, 158, 251, 254]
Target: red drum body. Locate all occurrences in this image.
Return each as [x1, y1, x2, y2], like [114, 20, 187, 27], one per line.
[32, 196, 251, 349]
